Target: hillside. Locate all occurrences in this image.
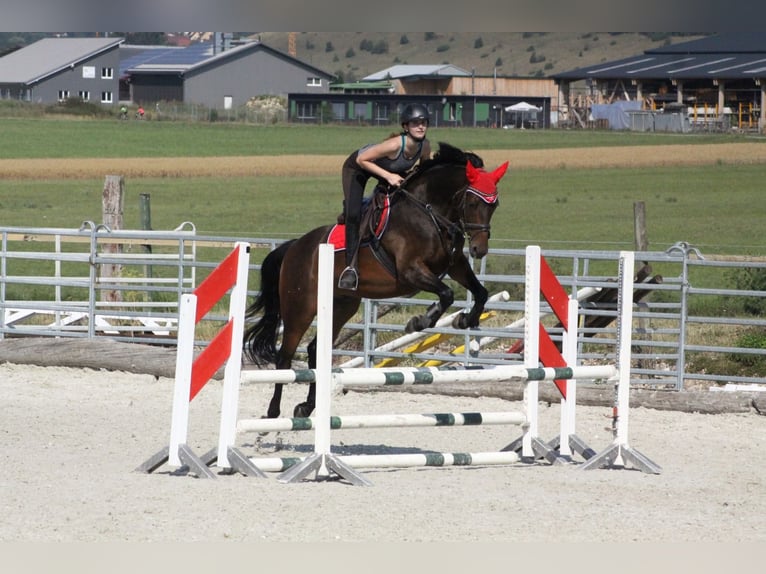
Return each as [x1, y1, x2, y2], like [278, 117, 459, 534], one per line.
[253, 32, 709, 81]
[0, 32, 708, 82]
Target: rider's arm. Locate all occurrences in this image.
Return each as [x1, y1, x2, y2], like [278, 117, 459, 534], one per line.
[356, 138, 403, 187]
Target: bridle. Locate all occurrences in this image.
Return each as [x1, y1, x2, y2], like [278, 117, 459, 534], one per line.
[396, 180, 496, 261]
[459, 186, 496, 238]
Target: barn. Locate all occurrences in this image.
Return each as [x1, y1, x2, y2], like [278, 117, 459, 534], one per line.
[0, 37, 123, 106]
[124, 39, 335, 109]
[552, 32, 766, 132]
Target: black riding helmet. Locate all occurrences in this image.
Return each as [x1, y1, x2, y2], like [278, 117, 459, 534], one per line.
[401, 103, 430, 126]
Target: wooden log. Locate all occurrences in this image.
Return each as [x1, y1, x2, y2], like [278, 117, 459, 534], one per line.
[0, 338, 762, 416]
[346, 380, 765, 416]
[0, 337, 182, 379]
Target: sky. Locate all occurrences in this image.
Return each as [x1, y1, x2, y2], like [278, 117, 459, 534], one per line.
[1, 1, 759, 33]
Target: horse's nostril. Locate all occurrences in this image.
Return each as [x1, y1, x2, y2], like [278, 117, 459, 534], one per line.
[470, 244, 487, 258]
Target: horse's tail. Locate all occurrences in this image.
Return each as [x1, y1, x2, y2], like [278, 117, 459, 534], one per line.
[243, 240, 295, 365]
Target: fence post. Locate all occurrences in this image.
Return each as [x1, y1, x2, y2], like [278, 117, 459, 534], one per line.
[139, 193, 153, 282]
[101, 175, 124, 303]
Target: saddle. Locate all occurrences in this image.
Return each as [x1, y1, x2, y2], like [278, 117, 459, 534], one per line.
[330, 185, 398, 277]
[334, 185, 393, 242]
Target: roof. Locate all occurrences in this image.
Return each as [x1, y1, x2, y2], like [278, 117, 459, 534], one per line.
[126, 40, 334, 79]
[330, 81, 394, 91]
[118, 44, 186, 77]
[553, 33, 766, 81]
[364, 64, 471, 81]
[0, 37, 124, 84]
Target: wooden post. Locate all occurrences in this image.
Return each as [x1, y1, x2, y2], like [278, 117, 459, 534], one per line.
[139, 193, 153, 281]
[102, 175, 124, 303]
[633, 200, 649, 370]
[633, 201, 648, 252]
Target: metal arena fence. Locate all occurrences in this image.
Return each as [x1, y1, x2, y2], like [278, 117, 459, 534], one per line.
[1, 223, 765, 391]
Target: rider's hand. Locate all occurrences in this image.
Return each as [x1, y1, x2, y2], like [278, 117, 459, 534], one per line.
[387, 174, 404, 188]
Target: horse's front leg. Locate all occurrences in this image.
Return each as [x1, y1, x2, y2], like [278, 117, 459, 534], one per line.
[404, 281, 455, 333]
[291, 336, 318, 418]
[447, 255, 488, 329]
[267, 383, 284, 419]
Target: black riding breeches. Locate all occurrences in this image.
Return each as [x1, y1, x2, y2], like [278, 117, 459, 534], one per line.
[341, 165, 370, 229]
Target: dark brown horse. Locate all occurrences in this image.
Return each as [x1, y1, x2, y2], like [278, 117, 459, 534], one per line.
[243, 142, 509, 418]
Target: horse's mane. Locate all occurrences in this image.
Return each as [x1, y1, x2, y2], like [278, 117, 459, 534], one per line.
[416, 141, 484, 177]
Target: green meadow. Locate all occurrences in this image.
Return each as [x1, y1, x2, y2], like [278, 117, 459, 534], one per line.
[0, 117, 764, 258]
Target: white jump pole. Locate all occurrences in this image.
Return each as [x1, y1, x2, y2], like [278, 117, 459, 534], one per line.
[276, 243, 372, 485]
[168, 293, 197, 467]
[521, 245, 541, 460]
[579, 250, 662, 473]
[216, 242, 251, 469]
[558, 296, 579, 458]
[313, 242, 335, 475]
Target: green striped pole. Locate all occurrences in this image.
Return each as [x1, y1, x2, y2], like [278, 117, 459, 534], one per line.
[249, 451, 521, 473]
[237, 410, 526, 433]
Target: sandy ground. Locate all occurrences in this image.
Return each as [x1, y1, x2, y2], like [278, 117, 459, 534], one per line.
[0, 142, 764, 179]
[1, 361, 763, 543]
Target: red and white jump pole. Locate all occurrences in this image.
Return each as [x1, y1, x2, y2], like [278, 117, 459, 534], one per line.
[506, 245, 590, 463]
[137, 241, 263, 478]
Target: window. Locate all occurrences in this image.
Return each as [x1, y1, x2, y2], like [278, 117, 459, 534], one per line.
[296, 101, 319, 119]
[374, 102, 391, 122]
[306, 77, 322, 87]
[100, 91, 113, 103]
[101, 67, 113, 79]
[78, 91, 90, 101]
[57, 90, 69, 101]
[331, 102, 346, 120]
[353, 102, 367, 120]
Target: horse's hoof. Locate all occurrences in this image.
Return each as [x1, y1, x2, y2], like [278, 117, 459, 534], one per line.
[293, 403, 314, 418]
[405, 316, 422, 333]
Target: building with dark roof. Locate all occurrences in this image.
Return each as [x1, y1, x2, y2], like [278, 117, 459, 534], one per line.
[0, 37, 123, 105]
[125, 40, 335, 108]
[552, 33, 765, 131]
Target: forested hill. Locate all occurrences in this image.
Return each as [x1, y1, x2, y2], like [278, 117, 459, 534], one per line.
[252, 32, 708, 81]
[0, 32, 708, 81]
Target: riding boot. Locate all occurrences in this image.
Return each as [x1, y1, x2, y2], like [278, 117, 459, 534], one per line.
[338, 222, 360, 290]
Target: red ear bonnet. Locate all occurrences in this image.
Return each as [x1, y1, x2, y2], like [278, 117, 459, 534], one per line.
[465, 160, 509, 203]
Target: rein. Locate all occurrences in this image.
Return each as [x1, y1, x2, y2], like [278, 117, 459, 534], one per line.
[397, 185, 479, 261]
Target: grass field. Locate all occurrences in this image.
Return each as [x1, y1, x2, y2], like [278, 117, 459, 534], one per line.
[1, 118, 764, 256]
[0, 117, 760, 158]
[1, 116, 764, 376]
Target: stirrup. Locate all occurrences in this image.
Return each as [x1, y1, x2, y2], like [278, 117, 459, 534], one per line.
[338, 266, 359, 290]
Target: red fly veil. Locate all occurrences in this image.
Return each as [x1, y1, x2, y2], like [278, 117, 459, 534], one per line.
[465, 160, 509, 203]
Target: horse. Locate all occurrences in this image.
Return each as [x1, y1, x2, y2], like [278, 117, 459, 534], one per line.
[243, 142, 509, 419]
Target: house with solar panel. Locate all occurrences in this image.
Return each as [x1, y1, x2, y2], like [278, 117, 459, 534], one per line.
[122, 36, 335, 109]
[0, 35, 334, 111]
[0, 37, 123, 105]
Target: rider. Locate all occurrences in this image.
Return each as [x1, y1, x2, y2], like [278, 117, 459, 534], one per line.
[338, 103, 432, 290]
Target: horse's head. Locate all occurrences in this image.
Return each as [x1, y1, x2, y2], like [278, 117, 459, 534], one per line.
[462, 159, 509, 258]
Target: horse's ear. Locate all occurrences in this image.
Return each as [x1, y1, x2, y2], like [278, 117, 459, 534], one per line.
[491, 161, 510, 183]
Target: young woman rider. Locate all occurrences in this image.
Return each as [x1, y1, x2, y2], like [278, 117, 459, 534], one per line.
[338, 103, 432, 290]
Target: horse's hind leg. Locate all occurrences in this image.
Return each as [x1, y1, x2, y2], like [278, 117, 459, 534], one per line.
[292, 337, 317, 418]
[292, 297, 361, 418]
